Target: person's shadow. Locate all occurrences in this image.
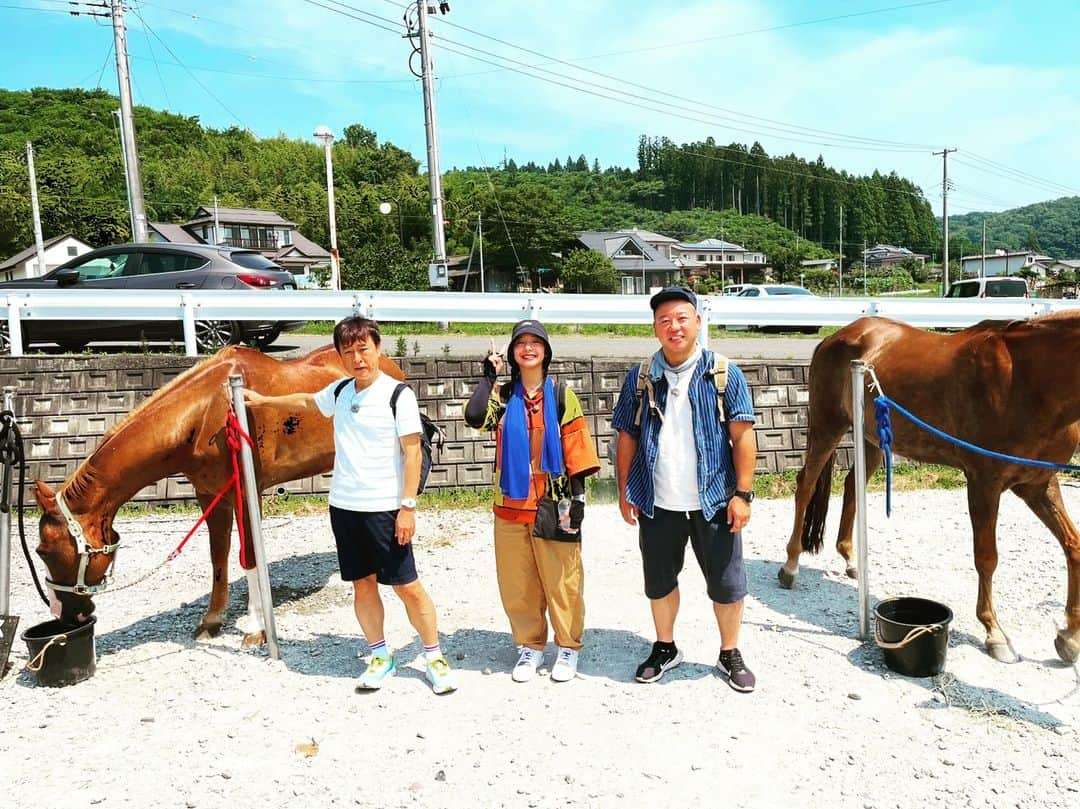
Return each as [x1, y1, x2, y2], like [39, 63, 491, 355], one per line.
[746, 557, 1073, 730]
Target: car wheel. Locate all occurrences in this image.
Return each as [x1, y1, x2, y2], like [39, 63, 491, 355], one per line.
[244, 326, 281, 351]
[56, 339, 89, 352]
[195, 320, 243, 353]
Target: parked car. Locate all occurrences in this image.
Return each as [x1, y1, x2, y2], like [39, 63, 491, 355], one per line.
[722, 283, 750, 296]
[945, 277, 1029, 299]
[0, 243, 305, 353]
[722, 284, 821, 334]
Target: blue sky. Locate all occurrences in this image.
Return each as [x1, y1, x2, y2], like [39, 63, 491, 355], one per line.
[5, 0, 1080, 215]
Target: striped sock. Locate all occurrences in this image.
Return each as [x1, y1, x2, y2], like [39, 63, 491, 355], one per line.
[368, 639, 388, 660]
[424, 642, 443, 663]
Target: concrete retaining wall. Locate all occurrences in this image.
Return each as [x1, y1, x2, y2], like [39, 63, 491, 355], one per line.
[0, 353, 853, 505]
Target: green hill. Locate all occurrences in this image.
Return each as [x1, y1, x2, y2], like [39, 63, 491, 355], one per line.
[947, 197, 1080, 259]
[1, 87, 942, 287]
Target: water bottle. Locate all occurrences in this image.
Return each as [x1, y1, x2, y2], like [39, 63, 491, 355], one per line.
[558, 498, 572, 532]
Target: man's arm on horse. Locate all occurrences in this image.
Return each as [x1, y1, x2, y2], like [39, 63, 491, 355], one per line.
[242, 389, 318, 411]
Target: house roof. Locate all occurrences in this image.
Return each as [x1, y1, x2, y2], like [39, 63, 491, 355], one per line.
[619, 227, 678, 244]
[575, 231, 679, 271]
[676, 238, 747, 251]
[273, 230, 330, 261]
[185, 206, 297, 228]
[0, 233, 84, 271]
[148, 222, 201, 244]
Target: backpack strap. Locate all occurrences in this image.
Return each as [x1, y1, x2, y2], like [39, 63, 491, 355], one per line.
[632, 359, 660, 427]
[332, 377, 352, 400]
[389, 381, 407, 416]
[705, 353, 729, 423]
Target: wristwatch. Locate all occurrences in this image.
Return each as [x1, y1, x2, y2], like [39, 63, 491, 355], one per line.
[400, 497, 417, 510]
[732, 489, 755, 504]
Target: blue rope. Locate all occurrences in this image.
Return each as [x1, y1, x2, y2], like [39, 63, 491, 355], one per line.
[875, 394, 1080, 474]
[874, 398, 895, 516]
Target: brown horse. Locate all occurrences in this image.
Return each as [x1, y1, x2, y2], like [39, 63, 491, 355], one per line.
[778, 313, 1080, 664]
[31, 344, 404, 646]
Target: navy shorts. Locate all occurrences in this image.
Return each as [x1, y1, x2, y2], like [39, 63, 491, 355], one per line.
[329, 506, 418, 585]
[638, 507, 747, 604]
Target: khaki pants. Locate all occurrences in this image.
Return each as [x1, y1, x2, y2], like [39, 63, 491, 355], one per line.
[494, 515, 585, 651]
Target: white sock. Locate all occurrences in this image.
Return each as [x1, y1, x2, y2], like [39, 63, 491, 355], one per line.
[424, 642, 443, 663]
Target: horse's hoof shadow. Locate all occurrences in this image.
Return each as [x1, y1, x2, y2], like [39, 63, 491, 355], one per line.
[777, 567, 796, 589]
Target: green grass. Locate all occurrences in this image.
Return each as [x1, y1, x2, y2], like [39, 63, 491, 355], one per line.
[105, 462, 968, 519]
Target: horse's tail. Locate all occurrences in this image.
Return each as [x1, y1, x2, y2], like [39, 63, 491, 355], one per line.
[801, 451, 836, 554]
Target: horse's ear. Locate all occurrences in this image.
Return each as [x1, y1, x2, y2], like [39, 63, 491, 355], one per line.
[32, 480, 57, 511]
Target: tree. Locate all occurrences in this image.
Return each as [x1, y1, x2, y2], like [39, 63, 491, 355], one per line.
[560, 248, 618, 293]
[340, 240, 428, 291]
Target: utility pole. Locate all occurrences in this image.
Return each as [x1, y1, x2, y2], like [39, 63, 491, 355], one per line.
[112, 110, 136, 238]
[478, 211, 485, 293]
[934, 148, 957, 295]
[838, 204, 844, 297]
[25, 142, 46, 277]
[981, 218, 987, 279]
[111, 0, 148, 242]
[409, 0, 450, 288]
[313, 125, 340, 291]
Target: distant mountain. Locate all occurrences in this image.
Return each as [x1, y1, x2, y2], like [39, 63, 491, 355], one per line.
[947, 197, 1080, 259]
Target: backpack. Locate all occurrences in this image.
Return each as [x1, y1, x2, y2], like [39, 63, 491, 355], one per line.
[333, 378, 445, 493]
[631, 353, 729, 427]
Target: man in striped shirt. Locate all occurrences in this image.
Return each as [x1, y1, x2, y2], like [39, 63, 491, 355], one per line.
[612, 287, 759, 693]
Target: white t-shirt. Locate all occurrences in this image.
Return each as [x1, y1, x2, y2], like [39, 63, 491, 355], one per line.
[313, 372, 423, 512]
[653, 361, 703, 512]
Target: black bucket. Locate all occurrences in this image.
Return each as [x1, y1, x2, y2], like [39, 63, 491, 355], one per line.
[21, 617, 97, 687]
[874, 597, 952, 677]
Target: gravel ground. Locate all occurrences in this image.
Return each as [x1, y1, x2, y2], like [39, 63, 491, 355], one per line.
[3, 486, 1080, 808]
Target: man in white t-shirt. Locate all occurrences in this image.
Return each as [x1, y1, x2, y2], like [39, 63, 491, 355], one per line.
[243, 316, 456, 695]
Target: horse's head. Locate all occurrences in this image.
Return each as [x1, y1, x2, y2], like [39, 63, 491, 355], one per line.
[32, 480, 118, 625]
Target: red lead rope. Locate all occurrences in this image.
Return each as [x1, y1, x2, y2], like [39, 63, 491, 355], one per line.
[168, 406, 256, 567]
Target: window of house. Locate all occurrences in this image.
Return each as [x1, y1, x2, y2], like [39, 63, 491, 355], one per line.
[67, 245, 78, 257]
[697, 254, 705, 261]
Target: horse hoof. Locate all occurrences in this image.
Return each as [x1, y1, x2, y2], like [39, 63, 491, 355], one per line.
[193, 622, 222, 640]
[986, 640, 1017, 663]
[777, 567, 797, 589]
[1054, 631, 1080, 664]
[845, 566, 858, 579]
[242, 631, 267, 649]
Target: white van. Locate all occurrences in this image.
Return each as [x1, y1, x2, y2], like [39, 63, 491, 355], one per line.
[946, 277, 1029, 299]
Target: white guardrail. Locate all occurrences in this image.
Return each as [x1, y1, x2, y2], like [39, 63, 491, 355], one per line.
[4, 289, 1080, 357]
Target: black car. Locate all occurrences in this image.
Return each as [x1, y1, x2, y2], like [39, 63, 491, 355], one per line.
[0, 243, 305, 352]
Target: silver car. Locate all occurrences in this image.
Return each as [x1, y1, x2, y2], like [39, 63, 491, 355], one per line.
[0, 243, 305, 352]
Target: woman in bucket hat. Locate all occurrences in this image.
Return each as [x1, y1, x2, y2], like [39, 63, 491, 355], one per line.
[464, 320, 600, 684]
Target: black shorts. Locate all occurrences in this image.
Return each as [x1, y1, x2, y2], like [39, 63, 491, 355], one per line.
[638, 507, 747, 604]
[329, 506, 418, 585]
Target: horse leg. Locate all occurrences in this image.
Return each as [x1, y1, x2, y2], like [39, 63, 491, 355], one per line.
[194, 494, 234, 640]
[234, 501, 268, 649]
[780, 438, 843, 588]
[1012, 477, 1080, 663]
[835, 443, 883, 579]
[966, 483, 1015, 662]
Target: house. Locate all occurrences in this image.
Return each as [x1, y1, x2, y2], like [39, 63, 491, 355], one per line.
[0, 233, 93, 281]
[151, 206, 331, 287]
[670, 238, 768, 285]
[959, 250, 1053, 279]
[800, 258, 838, 272]
[864, 244, 928, 270]
[574, 231, 681, 294]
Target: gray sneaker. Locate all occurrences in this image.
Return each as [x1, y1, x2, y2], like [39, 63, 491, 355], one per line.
[717, 648, 755, 693]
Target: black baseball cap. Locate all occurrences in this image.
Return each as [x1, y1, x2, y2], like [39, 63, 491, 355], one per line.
[649, 286, 697, 311]
[507, 319, 552, 373]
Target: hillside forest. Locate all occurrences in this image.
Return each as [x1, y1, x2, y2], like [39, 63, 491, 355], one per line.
[2, 88, 1074, 292]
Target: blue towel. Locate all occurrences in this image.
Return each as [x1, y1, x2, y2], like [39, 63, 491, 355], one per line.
[501, 379, 564, 500]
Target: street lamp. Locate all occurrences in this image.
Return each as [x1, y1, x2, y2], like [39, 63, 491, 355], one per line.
[379, 200, 404, 244]
[313, 125, 340, 291]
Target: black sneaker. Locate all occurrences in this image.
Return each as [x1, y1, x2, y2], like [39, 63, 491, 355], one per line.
[635, 641, 683, 683]
[717, 648, 756, 693]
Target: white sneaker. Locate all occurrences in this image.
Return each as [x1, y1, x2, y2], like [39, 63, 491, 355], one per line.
[512, 647, 544, 683]
[550, 647, 579, 683]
